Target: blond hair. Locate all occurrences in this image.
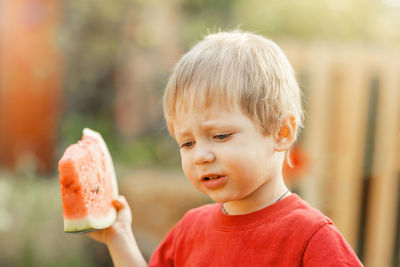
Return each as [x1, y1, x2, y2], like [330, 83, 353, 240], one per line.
[163, 30, 304, 140]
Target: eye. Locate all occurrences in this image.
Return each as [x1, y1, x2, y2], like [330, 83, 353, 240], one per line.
[213, 133, 232, 141]
[180, 141, 194, 148]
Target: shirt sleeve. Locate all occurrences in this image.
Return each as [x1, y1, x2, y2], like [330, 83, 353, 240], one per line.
[302, 223, 364, 267]
[148, 225, 177, 267]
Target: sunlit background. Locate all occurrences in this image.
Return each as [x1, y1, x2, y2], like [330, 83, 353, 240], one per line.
[0, 0, 400, 266]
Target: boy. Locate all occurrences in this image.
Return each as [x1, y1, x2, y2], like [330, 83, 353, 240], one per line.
[87, 30, 363, 266]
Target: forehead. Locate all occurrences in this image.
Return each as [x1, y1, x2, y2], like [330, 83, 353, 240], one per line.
[175, 101, 237, 119]
[173, 82, 240, 113]
[169, 102, 253, 137]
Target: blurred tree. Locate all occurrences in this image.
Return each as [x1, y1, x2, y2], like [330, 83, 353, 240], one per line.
[180, 0, 238, 45]
[114, 0, 181, 138]
[233, 0, 400, 44]
[58, 0, 133, 135]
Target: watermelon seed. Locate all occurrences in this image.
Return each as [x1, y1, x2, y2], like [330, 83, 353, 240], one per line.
[66, 182, 80, 192]
[91, 186, 99, 194]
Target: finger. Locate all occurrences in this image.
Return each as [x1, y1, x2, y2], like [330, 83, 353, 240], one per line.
[113, 195, 132, 223]
[112, 199, 124, 211]
[112, 195, 128, 210]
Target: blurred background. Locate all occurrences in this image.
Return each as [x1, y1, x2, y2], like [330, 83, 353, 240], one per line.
[0, 0, 400, 266]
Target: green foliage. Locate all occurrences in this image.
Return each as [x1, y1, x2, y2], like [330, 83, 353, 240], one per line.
[58, 0, 133, 116]
[58, 111, 180, 170]
[180, 0, 238, 46]
[179, 0, 400, 44]
[58, 112, 114, 153]
[232, 0, 400, 43]
[113, 132, 181, 169]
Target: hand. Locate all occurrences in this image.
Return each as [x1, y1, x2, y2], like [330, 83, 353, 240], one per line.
[86, 195, 133, 245]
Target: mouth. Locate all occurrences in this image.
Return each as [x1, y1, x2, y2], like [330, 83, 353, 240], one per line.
[200, 174, 227, 189]
[201, 174, 222, 181]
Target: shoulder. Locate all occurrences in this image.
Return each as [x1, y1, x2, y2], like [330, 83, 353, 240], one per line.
[287, 196, 363, 266]
[276, 195, 339, 250]
[282, 194, 332, 232]
[302, 223, 363, 266]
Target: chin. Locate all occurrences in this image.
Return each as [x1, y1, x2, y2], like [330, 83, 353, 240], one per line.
[207, 193, 232, 204]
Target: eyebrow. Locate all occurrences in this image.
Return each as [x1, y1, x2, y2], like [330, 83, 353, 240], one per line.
[200, 120, 234, 130]
[176, 120, 236, 138]
[176, 129, 190, 139]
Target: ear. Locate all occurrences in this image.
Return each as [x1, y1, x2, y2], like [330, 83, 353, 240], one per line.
[274, 114, 296, 152]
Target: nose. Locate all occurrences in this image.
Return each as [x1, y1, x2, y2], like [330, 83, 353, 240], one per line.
[192, 144, 215, 165]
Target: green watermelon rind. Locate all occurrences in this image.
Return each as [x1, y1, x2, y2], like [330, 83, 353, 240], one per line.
[61, 128, 119, 233]
[64, 207, 117, 233]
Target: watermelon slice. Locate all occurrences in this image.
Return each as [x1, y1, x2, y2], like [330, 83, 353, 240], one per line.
[58, 128, 118, 233]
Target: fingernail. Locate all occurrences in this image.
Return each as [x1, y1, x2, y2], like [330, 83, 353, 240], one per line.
[112, 199, 123, 210]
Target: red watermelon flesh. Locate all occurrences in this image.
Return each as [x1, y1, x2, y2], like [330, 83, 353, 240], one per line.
[58, 128, 118, 233]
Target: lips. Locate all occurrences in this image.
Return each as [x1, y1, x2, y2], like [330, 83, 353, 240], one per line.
[200, 174, 227, 189]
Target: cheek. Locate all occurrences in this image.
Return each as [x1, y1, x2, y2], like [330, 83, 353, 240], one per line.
[222, 146, 270, 175]
[180, 152, 193, 178]
[222, 144, 259, 164]
[179, 151, 187, 169]
[180, 153, 205, 191]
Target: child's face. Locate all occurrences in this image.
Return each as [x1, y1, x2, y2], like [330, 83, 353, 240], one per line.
[171, 103, 283, 206]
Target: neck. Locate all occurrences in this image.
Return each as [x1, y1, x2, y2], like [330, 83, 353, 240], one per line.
[222, 174, 289, 215]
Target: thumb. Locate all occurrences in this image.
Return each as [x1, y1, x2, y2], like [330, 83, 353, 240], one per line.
[112, 195, 132, 224]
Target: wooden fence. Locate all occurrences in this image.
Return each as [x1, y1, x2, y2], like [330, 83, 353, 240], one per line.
[282, 42, 400, 267]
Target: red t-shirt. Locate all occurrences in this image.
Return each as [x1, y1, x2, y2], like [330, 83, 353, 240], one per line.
[149, 194, 363, 266]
